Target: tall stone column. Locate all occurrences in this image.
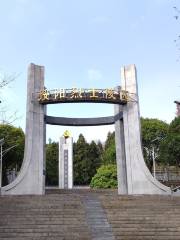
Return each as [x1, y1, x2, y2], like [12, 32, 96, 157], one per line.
[115, 64, 171, 195]
[114, 97, 128, 194]
[2, 63, 46, 195]
[59, 136, 73, 189]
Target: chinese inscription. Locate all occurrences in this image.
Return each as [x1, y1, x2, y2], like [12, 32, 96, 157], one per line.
[38, 88, 129, 104]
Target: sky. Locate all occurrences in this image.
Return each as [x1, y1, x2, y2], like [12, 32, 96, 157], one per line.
[0, 0, 179, 143]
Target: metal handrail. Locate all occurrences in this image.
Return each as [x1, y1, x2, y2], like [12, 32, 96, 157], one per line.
[172, 185, 180, 192]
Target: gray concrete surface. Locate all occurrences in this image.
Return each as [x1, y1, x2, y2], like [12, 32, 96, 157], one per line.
[115, 64, 171, 195]
[2, 63, 46, 195]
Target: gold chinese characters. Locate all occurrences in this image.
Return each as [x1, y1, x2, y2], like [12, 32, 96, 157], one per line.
[38, 88, 129, 103]
[54, 89, 65, 99]
[38, 89, 49, 101]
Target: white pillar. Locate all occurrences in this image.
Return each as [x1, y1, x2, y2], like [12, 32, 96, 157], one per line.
[59, 137, 73, 189]
[119, 64, 171, 195]
[2, 63, 46, 195]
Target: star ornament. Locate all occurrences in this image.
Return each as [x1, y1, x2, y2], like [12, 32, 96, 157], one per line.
[63, 130, 71, 139]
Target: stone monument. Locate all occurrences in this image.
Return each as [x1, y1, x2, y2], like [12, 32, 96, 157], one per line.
[59, 131, 73, 189]
[1, 63, 173, 196]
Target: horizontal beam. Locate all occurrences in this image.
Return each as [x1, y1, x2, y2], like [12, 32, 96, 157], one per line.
[45, 112, 123, 126]
[40, 99, 127, 105]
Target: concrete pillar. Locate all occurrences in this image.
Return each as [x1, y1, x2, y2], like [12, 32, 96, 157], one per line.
[115, 64, 171, 195]
[59, 137, 73, 189]
[114, 101, 128, 194]
[2, 63, 46, 195]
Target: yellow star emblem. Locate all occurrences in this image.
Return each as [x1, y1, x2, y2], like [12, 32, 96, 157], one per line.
[63, 130, 71, 139]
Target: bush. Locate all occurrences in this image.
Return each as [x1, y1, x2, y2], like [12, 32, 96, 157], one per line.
[0, 124, 25, 185]
[90, 164, 117, 189]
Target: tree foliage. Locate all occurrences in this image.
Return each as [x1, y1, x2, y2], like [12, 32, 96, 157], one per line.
[159, 117, 180, 166]
[98, 119, 170, 173]
[73, 134, 102, 185]
[102, 132, 116, 165]
[90, 164, 117, 189]
[0, 124, 25, 186]
[97, 140, 103, 160]
[46, 142, 58, 186]
[73, 134, 91, 185]
[43, 117, 179, 186]
[88, 140, 102, 178]
[141, 118, 169, 172]
[45, 135, 103, 186]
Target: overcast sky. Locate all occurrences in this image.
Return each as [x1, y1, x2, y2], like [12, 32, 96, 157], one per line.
[0, 0, 179, 142]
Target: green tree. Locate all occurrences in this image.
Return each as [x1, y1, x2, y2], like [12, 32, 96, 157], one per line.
[141, 118, 169, 172]
[97, 140, 103, 159]
[100, 119, 169, 173]
[90, 164, 117, 189]
[73, 135, 103, 185]
[159, 117, 180, 166]
[46, 142, 58, 186]
[102, 132, 116, 165]
[104, 132, 115, 150]
[73, 134, 90, 185]
[0, 124, 25, 186]
[88, 140, 102, 179]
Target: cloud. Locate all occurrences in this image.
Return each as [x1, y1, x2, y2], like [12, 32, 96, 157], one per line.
[90, 16, 111, 25]
[140, 15, 145, 21]
[153, 0, 169, 5]
[46, 29, 64, 51]
[16, 0, 29, 5]
[8, 0, 31, 25]
[130, 15, 145, 29]
[88, 69, 102, 81]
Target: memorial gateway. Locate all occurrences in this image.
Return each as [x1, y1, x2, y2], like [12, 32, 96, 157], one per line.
[1, 63, 172, 195]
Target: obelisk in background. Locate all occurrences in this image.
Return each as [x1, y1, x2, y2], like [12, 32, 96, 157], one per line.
[59, 131, 73, 189]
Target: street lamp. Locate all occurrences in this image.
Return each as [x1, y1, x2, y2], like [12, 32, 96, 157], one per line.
[151, 137, 161, 179]
[144, 145, 157, 179]
[144, 137, 164, 179]
[151, 136, 166, 179]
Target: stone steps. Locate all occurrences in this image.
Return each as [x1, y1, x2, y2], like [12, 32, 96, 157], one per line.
[0, 192, 91, 240]
[99, 191, 180, 240]
[0, 189, 180, 239]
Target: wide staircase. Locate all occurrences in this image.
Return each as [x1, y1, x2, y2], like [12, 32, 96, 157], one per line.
[0, 189, 180, 240]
